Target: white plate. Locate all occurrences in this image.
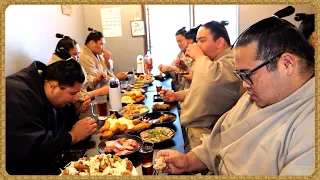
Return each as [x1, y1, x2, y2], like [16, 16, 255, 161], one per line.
[134, 78, 154, 84]
[118, 105, 149, 118]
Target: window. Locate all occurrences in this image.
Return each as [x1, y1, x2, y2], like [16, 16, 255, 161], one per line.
[146, 5, 238, 74]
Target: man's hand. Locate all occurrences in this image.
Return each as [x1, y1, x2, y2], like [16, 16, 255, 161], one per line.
[174, 58, 187, 69]
[69, 117, 97, 144]
[186, 43, 204, 61]
[74, 96, 91, 114]
[94, 72, 107, 84]
[116, 72, 127, 81]
[156, 149, 189, 174]
[159, 89, 176, 102]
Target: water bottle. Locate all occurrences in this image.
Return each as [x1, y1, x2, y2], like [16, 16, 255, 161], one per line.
[144, 51, 153, 75]
[108, 77, 122, 111]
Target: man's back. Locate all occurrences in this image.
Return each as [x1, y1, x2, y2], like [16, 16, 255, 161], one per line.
[6, 62, 73, 175]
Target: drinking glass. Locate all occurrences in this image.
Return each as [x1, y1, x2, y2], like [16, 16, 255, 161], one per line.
[139, 142, 154, 175]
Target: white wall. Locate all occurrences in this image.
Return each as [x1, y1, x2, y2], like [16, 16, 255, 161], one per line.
[239, 5, 315, 34]
[5, 5, 87, 76]
[83, 5, 144, 74]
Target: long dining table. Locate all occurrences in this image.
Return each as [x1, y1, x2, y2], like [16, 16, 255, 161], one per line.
[83, 77, 185, 175]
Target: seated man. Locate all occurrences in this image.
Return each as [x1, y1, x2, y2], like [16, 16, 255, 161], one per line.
[80, 28, 127, 88]
[156, 7, 315, 175]
[6, 60, 97, 175]
[161, 21, 243, 152]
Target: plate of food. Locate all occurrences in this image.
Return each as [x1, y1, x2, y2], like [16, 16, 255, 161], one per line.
[134, 74, 154, 84]
[98, 134, 143, 157]
[121, 91, 145, 104]
[98, 115, 152, 139]
[60, 154, 138, 176]
[176, 68, 189, 75]
[152, 103, 171, 111]
[142, 112, 176, 125]
[128, 83, 149, 89]
[118, 104, 149, 118]
[140, 127, 175, 143]
[154, 73, 166, 81]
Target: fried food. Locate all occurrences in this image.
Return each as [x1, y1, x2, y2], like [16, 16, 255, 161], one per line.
[154, 156, 167, 172]
[152, 103, 170, 110]
[61, 154, 135, 176]
[98, 117, 152, 138]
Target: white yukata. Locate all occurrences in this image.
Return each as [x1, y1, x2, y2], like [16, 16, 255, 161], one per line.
[192, 77, 315, 175]
[79, 45, 114, 88]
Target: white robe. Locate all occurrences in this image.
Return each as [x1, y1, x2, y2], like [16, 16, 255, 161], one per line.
[79, 45, 114, 88]
[192, 77, 315, 175]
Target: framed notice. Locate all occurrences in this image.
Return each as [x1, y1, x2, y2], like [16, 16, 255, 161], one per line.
[130, 20, 145, 37]
[61, 5, 72, 15]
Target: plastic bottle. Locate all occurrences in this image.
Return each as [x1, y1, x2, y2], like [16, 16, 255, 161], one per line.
[144, 51, 153, 75]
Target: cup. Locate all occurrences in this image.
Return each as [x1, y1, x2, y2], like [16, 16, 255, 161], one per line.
[139, 141, 154, 175]
[91, 94, 108, 120]
[156, 84, 162, 95]
[120, 80, 128, 90]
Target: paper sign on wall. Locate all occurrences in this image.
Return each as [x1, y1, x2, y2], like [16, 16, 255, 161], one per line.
[100, 8, 122, 37]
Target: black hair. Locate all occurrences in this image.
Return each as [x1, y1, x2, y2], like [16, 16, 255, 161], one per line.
[202, 20, 231, 46]
[185, 24, 201, 43]
[55, 33, 78, 60]
[295, 13, 315, 40]
[85, 27, 104, 45]
[175, 27, 187, 36]
[235, 6, 314, 75]
[42, 60, 85, 88]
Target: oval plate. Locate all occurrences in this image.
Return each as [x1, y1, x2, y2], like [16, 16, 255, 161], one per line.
[134, 78, 154, 84]
[142, 112, 177, 125]
[139, 127, 175, 144]
[97, 134, 143, 156]
[118, 104, 149, 118]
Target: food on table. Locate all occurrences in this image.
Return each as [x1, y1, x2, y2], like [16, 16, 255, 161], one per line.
[176, 68, 189, 75]
[60, 154, 134, 176]
[154, 156, 167, 172]
[119, 104, 149, 116]
[140, 127, 175, 143]
[135, 74, 153, 82]
[98, 117, 152, 138]
[121, 91, 145, 103]
[156, 114, 176, 123]
[152, 103, 170, 111]
[104, 138, 140, 155]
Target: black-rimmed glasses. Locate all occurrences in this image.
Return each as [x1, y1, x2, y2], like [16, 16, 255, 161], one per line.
[233, 52, 284, 85]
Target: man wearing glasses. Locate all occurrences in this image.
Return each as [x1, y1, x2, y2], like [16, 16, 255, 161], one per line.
[157, 11, 314, 175]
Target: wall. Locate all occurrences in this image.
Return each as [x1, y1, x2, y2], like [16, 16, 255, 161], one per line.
[83, 5, 145, 74]
[5, 5, 87, 76]
[239, 5, 315, 34]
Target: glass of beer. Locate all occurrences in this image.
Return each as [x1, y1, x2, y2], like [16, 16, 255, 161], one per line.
[156, 84, 162, 95]
[91, 94, 108, 120]
[139, 141, 154, 175]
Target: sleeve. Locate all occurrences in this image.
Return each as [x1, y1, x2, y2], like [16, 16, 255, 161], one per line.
[191, 111, 229, 174]
[60, 103, 80, 132]
[6, 83, 72, 172]
[79, 54, 100, 77]
[280, 111, 315, 175]
[179, 88, 190, 97]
